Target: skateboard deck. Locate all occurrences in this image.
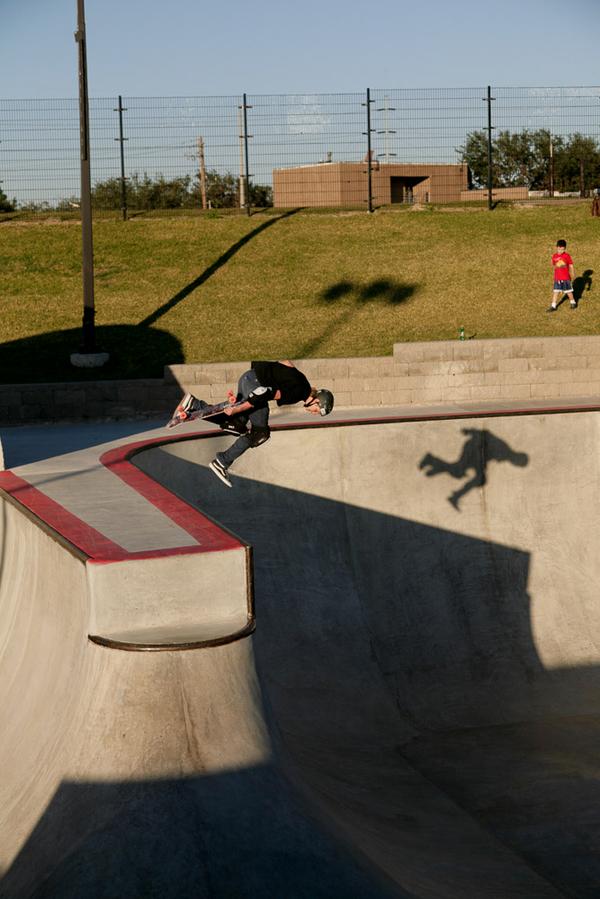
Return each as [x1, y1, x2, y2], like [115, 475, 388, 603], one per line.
[166, 398, 235, 429]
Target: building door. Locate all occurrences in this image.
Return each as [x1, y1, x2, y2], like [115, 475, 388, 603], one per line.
[390, 176, 428, 204]
[390, 177, 406, 203]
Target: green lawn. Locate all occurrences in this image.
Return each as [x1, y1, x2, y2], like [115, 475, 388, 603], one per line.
[0, 203, 598, 383]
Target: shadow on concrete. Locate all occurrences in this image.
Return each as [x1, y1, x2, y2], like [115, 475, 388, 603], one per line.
[133, 449, 600, 897]
[0, 325, 183, 384]
[4, 451, 600, 897]
[138, 209, 301, 328]
[1, 765, 400, 899]
[418, 428, 529, 510]
[298, 278, 419, 357]
[0, 419, 164, 468]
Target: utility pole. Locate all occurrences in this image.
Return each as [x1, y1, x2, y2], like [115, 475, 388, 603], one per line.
[71, 0, 108, 367]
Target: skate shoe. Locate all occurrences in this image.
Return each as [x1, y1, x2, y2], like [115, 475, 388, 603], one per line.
[166, 393, 198, 429]
[209, 457, 232, 487]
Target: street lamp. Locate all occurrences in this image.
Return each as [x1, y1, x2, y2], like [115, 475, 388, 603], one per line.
[71, 0, 109, 368]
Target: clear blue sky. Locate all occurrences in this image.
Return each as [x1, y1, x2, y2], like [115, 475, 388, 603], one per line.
[2, 0, 600, 99]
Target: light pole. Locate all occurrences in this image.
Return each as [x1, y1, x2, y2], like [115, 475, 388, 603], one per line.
[71, 0, 109, 368]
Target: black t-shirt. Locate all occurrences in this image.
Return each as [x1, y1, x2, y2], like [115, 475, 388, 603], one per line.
[251, 361, 311, 406]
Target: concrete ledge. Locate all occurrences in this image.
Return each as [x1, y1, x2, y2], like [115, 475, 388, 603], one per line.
[0, 441, 254, 650]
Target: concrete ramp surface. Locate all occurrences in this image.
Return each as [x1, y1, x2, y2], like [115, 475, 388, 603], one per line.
[2, 409, 600, 897]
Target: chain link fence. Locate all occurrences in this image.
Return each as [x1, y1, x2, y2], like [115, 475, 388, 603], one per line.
[1, 86, 599, 214]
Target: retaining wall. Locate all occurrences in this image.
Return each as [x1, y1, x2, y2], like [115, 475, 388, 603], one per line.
[0, 379, 181, 425]
[166, 336, 600, 408]
[2, 336, 600, 424]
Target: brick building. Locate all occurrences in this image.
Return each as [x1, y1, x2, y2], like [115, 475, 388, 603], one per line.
[272, 161, 469, 207]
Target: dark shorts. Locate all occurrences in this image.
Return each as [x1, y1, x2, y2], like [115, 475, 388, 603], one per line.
[554, 280, 573, 292]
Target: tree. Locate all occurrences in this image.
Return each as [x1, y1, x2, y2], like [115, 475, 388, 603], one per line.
[531, 130, 564, 192]
[248, 182, 273, 208]
[0, 183, 15, 212]
[89, 170, 273, 211]
[494, 129, 556, 189]
[459, 128, 600, 195]
[457, 131, 489, 189]
[555, 133, 600, 195]
[197, 170, 238, 208]
[90, 177, 124, 210]
[139, 174, 192, 209]
[91, 173, 194, 210]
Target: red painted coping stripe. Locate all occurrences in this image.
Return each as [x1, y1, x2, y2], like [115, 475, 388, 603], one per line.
[0, 467, 241, 563]
[0, 432, 243, 562]
[0, 469, 124, 559]
[100, 432, 241, 554]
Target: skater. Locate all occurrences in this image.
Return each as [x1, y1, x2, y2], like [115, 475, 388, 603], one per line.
[167, 360, 334, 487]
[547, 239, 576, 312]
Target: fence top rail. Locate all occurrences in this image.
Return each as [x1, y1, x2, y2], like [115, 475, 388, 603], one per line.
[1, 85, 600, 102]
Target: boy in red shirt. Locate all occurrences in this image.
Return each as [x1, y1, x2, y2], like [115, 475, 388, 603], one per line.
[547, 239, 576, 312]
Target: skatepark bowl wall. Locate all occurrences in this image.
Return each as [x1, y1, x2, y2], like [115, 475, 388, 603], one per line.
[2, 407, 600, 897]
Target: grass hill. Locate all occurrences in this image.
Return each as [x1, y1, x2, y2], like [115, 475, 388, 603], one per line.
[0, 203, 597, 383]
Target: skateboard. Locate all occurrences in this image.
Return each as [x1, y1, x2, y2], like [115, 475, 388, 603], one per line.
[166, 397, 247, 431]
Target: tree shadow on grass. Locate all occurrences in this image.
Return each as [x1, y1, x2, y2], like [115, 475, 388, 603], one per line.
[139, 208, 302, 328]
[0, 325, 183, 384]
[298, 278, 419, 357]
[1, 211, 304, 385]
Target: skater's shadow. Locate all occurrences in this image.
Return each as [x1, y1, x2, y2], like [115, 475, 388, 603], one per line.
[573, 269, 593, 303]
[419, 428, 529, 510]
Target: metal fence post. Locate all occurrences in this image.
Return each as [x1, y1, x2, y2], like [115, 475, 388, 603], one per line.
[242, 93, 252, 216]
[484, 85, 495, 210]
[363, 88, 374, 213]
[114, 95, 128, 220]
